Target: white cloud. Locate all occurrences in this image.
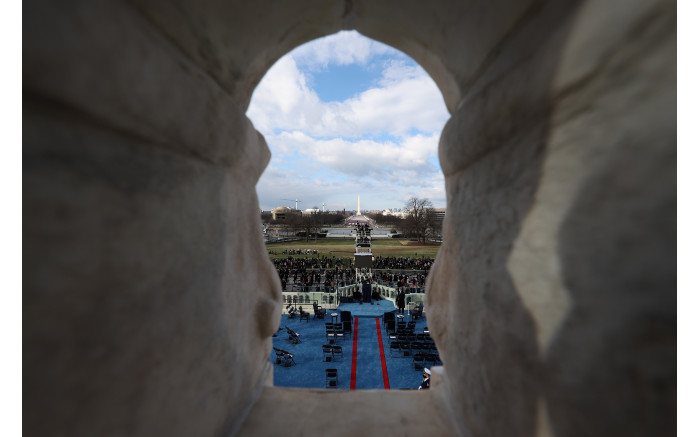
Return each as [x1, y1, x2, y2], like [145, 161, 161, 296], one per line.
[246, 56, 322, 135]
[266, 131, 440, 178]
[247, 56, 448, 138]
[247, 31, 449, 211]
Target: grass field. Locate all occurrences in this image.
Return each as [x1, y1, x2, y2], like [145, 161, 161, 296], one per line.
[266, 238, 441, 260]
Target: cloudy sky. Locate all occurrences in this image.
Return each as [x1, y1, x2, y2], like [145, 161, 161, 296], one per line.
[247, 31, 450, 213]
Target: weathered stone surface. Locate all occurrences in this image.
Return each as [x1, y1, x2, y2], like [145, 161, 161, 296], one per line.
[24, 1, 675, 436]
[24, 0, 270, 172]
[238, 368, 455, 436]
[134, 0, 350, 109]
[24, 97, 281, 436]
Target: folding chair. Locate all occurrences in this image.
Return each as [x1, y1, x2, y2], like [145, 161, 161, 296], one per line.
[313, 303, 327, 320]
[411, 303, 424, 320]
[326, 328, 336, 344]
[273, 347, 296, 367]
[281, 351, 296, 367]
[285, 326, 301, 344]
[325, 368, 338, 388]
[411, 341, 422, 356]
[400, 341, 411, 357]
[332, 345, 343, 361]
[322, 344, 334, 362]
[389, 341, 401, 358]
[412, 353, 426, 370]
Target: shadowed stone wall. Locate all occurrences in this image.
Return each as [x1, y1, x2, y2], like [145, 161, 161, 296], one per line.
[24, 1, 675, 436]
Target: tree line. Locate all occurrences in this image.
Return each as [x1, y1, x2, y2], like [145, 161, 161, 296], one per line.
[262, 197, 441, 243]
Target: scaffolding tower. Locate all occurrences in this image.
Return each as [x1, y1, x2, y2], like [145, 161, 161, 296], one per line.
[354, 223, 373, 281]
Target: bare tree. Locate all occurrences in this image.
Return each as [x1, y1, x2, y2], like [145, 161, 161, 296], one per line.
[284, 214, 303, 238]
[298, 211, 323, 241]
[403, 197, 434, 244]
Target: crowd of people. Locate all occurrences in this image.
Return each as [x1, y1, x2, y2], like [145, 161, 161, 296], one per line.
[372, 255, 434, 271]
[268, 248, 320, 256]
[272, 256, 355, 290]
[372, 271, 427, 288]
[270, 255, 435, 291]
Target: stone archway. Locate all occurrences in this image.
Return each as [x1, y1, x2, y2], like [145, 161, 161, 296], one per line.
[24, 1, 676, 436]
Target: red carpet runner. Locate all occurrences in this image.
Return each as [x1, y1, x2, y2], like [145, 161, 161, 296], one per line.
[350, 317, 359, 389]
[375, 318, 390, 389]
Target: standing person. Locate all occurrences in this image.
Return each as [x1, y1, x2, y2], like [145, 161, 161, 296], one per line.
[362, 280, 372, 304]
[397, 289, 406, 315]
[418, 368, 431, 390]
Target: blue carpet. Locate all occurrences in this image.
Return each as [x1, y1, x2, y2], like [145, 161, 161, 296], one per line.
[270, 310, 435, 390]
[337, 298, 397, 317]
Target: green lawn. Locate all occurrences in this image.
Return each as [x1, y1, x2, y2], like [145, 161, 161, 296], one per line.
[266, 238, 441, 260]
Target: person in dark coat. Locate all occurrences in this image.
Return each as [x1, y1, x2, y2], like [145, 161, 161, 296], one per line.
[362, 281, 372, 304]
[397, 289, 406, 315]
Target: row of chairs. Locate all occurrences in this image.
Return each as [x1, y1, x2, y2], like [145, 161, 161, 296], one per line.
[385, 321, 417, 336]
[412, 352, 441, 370]
[389, 340, 437, 358]
[388, 331, 434, 343]
[395, 321, 417, 333]
[273, 347, 296, 367]
[388, 333, 436, 347]
[283, 294, 337, 306]
[325, 324, 346, 344]
[288, 302, 331, 321]
[322, 344, 343, 362]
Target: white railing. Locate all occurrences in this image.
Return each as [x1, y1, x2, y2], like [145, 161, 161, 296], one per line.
[281, 289, 338, 312]
[281, 282, 426, 314]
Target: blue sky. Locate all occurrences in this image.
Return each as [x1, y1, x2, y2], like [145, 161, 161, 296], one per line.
[246, 31, 450, 212]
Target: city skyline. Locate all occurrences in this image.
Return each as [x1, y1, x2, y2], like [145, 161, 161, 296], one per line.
[246, 30, 450, 212]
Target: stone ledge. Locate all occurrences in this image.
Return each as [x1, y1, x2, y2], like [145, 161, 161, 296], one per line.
[237, 366, 456, 436]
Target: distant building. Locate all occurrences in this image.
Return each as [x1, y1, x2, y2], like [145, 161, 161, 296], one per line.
[431, 208, 446, 223]
[430, 208, 446, 234]
[271, 206, 301, 221]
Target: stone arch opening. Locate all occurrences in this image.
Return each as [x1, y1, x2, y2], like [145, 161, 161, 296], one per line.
[232, 10, 559, 432]
[246, 29, 450, 390]
[25, 2, 676, 437]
